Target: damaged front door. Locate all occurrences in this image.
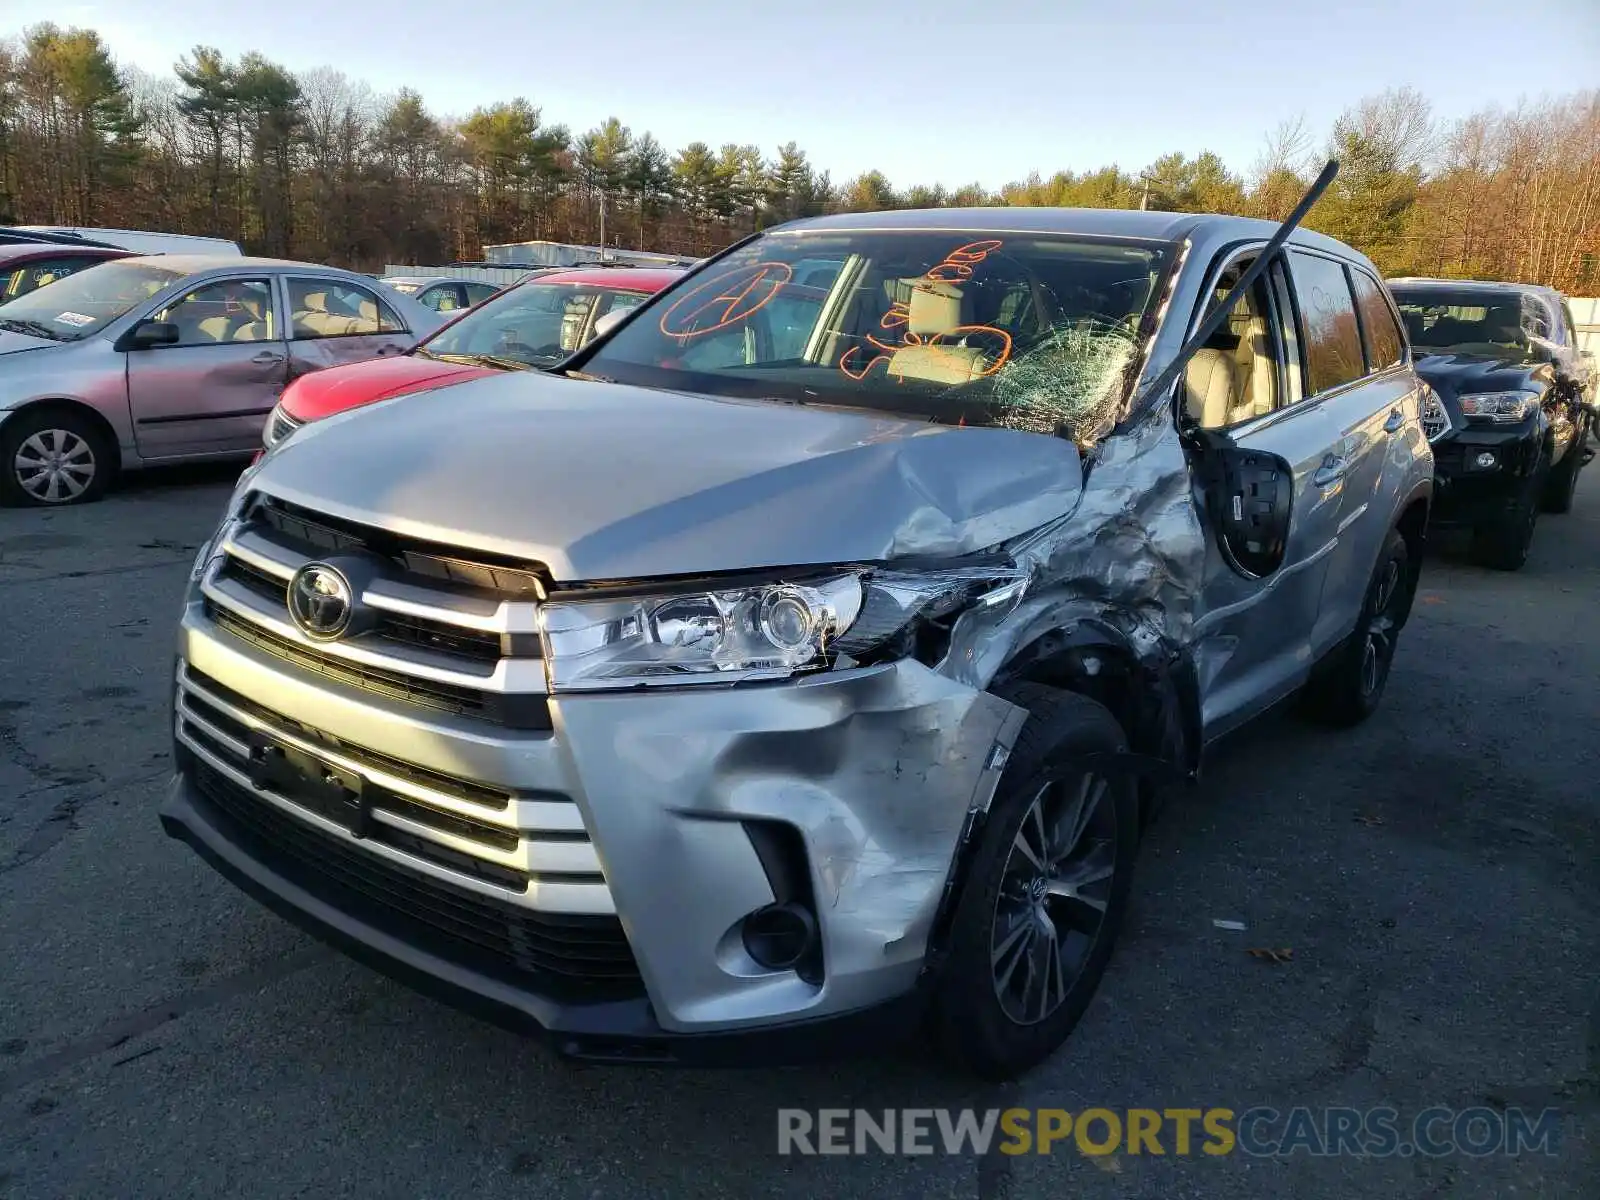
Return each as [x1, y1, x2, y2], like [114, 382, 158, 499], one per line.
[1182, 251, 1345, 739]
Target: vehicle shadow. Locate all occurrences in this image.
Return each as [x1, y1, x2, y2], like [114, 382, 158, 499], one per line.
[116, 460, 246, 496]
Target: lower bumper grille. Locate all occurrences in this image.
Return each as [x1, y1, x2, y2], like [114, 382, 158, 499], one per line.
[186, 756, 644, 1001]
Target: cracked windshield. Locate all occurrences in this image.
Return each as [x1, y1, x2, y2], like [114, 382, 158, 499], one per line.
[586, 232, 1171, 444]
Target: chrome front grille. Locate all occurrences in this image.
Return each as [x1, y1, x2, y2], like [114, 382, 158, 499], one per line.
[1420, 390, 1452, 442]
[199, 494, 550, 728]
[173, 663, 617, 918]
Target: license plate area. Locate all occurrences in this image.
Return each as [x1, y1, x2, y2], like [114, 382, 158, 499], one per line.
[246, 732, 372, 838]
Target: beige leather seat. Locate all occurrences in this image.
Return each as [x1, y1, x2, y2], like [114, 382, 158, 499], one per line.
[294, 292, 356, 337]
[1229, 305, 1276, 421]
[1185, 343, 1238, 429]
[1185, 287, 1279, 429]
[197, 315, 233, 342]
[886, 281, 991, 384]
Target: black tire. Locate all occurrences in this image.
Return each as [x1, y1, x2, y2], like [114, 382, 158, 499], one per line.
[1301, 526, 1413, 729]
[0, 405, 116, 507]
[1473, 455, 1546, 571]
[931, 682, 1140, 1081]
[1541, 439, 1584, 514]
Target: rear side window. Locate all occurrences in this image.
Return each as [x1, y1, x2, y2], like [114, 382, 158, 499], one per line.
[1350, 271, 1404, 370]
[1287, 251, 1365, 394]
[288, 278, 405, 339]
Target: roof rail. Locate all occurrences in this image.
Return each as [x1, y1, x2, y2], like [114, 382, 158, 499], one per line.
[0, 226, 126, 249]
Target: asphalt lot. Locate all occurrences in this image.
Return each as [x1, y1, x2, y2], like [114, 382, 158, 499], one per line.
[1, 461, 1596, 1200]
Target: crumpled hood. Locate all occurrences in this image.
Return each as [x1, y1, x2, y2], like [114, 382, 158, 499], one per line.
[256, 371, 1084, 581]
[1413, 352, 1547, 397]
[279, 354, 498, 422]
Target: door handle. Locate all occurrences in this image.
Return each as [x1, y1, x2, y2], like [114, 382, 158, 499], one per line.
[1383, 408, 1406, 433]
[251, 350, 285, 364]
[1313, 455, 1346, 488]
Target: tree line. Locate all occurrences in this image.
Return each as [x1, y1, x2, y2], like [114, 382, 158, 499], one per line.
[1, 23, 1596, 293]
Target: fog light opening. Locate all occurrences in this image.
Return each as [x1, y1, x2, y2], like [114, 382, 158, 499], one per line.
[1474, 451, 1498, 469]
[741, 902, 819, 972]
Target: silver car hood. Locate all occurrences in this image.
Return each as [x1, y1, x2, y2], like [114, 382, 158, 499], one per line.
[0, 329, 58, 357]
[255, 372, 1085, 581]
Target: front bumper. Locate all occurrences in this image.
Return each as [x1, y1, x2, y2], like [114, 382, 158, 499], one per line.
[1428, 424, 1541, 526]
[160, 768, 923, 1065]
[165, 599, 1024, 1050]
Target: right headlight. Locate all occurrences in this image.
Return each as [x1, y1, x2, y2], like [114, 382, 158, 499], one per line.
[1458, 390, 1539, 423]
[539, 565, 1027, 692]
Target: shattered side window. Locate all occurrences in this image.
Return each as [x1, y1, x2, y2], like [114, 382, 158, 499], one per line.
[583, 231, 1173, 445]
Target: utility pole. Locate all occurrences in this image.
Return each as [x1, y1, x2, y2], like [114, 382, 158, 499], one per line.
[598, 193, 607, 259]
[1140, 176, 1151, 211]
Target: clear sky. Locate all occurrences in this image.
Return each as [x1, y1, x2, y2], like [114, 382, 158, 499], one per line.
[7, 0, 1599, 190]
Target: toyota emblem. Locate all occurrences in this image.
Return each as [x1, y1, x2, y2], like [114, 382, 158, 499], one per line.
[287, 562, 354, 641]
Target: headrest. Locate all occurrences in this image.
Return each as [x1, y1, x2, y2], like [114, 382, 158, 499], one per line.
[905, 281, 964, 336]
[302, 292, 327, 312]
[358, 299, 377, 322]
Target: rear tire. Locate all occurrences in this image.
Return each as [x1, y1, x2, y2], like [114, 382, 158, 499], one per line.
[1301, 527, 1412, 728]
[1474, 456, 1546, 570]
[0, 405, 116, 507]
[932, 683, 1140, 1081]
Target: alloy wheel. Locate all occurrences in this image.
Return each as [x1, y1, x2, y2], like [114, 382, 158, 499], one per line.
[14, 428, 96, 504]
[989, 770, 1118, 1026]
[1360, 556, 1404, 697]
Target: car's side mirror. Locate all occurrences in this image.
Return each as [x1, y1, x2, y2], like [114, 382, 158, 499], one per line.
[1187, 429, 1295, 580]
[123, 319, 180, 350]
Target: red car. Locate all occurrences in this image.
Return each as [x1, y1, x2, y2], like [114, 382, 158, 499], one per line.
[0, 241, 131, 302]
[260, 266, 684, 451]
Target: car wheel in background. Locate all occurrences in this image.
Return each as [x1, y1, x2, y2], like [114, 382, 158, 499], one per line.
[0, 405, 116, 507]
[1540, 439, 1584, 514]
[932, 683, 1140, 1081]
[1474, 455, 1546, 570]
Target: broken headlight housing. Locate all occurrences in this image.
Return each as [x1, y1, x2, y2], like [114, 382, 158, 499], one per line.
[539, 566, 1027, 691]
[1458, 390, 1539, 423]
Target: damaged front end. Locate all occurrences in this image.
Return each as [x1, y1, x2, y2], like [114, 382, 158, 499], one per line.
[169, 181, 1369, 1067]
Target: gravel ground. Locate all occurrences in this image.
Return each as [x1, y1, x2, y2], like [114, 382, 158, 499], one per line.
[1, 461, 1596, 1199]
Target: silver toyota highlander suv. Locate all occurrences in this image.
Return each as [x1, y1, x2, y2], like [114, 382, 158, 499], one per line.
[163, 192, 1436, 1078]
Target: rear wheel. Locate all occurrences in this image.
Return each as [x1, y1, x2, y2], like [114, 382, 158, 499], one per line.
[1302, 527, 1412, 728]
[932, 684, 1140, 1081]
[0, 406, 116, 507]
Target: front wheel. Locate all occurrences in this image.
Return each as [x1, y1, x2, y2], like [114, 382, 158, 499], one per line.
[0, 406, 115, 507]
[1541, 438, 1585, 514]
[932, 683, 1140, 1081]
[1474, 457, 1546, 570]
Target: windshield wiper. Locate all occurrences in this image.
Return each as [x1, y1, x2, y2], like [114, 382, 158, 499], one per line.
[434, 352, 531, 371]
[0, 317, 67, 341]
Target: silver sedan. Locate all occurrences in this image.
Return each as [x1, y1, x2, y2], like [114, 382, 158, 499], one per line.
[0, 255, 445, 506]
